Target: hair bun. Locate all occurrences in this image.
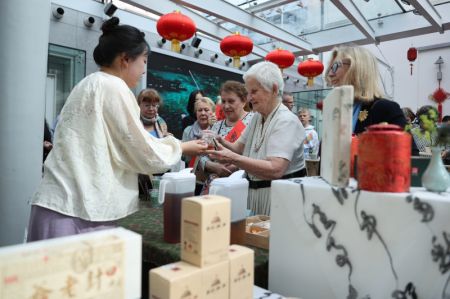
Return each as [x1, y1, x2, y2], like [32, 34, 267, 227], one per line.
[101, 17, 120, 34]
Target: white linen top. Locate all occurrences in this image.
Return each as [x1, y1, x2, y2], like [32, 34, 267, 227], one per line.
[239, 103, 305, 215]
[32, 72, 181, 221]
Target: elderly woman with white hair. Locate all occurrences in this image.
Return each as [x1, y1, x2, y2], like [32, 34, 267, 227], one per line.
[208, 61, 306, 215]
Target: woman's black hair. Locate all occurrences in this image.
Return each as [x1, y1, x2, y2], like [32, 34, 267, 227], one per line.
[187, 90, 205, 118]
[93, 17, 149, 67]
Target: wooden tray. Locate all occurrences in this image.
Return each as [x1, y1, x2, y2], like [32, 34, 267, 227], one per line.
[245, 215, 270, 250]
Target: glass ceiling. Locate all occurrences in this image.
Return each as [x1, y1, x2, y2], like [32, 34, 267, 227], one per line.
[119, 0, 450, 59]
[211, 0, 449, 47]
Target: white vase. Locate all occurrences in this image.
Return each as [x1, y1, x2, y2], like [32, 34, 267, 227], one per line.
[421, 146, 450, 192]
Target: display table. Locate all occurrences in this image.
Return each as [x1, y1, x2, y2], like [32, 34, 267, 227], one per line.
[118, 201, 269, 297]
[269, 177, 450, 299]
[253, 285, 287, 298]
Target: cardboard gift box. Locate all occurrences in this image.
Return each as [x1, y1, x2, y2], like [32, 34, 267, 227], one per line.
[228, 245, 254, 299]
[149, 261, 202, 299]
[201, 260, 229, 299]
[181, 195, 231, 267]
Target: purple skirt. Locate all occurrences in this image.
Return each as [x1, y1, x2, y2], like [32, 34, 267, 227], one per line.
[27, 205, 117, 242]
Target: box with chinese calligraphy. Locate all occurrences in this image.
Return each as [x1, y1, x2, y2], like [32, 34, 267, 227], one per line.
[0, 227, 141, 299]
[149, 261, 202, 299]
[228, 244, 254, 299]
[181, 195, 230, 268]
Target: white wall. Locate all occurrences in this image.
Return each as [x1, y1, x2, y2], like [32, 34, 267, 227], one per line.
[372, 31, 450, 117]
[0, 0, 51, 245]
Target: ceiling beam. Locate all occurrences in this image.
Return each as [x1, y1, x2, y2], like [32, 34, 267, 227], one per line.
[209, 0, 298, 24]
[297, 2, 450, 55]
[246, 0, 297, 14]
[121, 0, 269, 58]
[330, 0, 377, 43]
[171, 0, 313, 52]
[407, 0, 443, 33]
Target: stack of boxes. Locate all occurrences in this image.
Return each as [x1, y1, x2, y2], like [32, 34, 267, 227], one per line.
[150, 195, 254, 299]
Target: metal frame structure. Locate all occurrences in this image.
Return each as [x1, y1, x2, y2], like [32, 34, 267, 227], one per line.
[329, 0, 377, 43]
[172, 0, 312, 51]
[122, 0, 268, 58]
[120, 0, 449, 59]
[115, 0, 449, 88]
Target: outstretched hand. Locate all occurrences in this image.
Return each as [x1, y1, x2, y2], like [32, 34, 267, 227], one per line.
[206, 143, 237, 164]
[206, 161, 233, 177]
[181, 139, 208, 156]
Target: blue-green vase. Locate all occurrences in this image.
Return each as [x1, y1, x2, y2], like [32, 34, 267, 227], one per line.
[421, 147, 450, 192]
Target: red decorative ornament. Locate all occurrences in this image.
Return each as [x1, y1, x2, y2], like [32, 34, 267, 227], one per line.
[429, 87, 448, 122]
[220, 32, 253, 68]
[265, 49, 295, 71]
[297, 58, 324, 87]
[156, 11, 196, 53]
[407, 47, 417, 75]
[432, 87, 448, 104]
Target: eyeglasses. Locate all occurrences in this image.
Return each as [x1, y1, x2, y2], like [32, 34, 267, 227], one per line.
[143, 103, 159, 109]
[329, 61, 350, 74]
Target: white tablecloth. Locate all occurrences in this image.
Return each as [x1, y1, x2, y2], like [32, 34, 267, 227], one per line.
[253, 285, 286, 298]
[269, 177, 450, 299]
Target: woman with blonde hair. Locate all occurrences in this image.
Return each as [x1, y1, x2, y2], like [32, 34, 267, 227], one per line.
[182, 97, 216, 145]
[182, 97, 216, 194]
[326, 45, 406, 135]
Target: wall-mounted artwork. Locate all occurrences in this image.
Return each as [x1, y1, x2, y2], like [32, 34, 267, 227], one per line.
[147, 52, 243, 138]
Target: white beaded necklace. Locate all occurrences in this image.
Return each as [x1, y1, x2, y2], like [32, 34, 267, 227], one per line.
[253, 103, 282, 153]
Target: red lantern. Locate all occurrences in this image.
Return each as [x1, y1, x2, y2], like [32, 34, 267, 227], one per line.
[157, 11, 196, 53]
[316, 100, 323, 111]
[220, 32, 253, 68]
[407, 47, 417, 75]
[265, 49, 295, 71]
[297, 58, 324, 87]
[429, 87, 448, 122]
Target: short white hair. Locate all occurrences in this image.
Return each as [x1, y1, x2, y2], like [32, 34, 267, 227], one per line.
[243, 61, 284, 97]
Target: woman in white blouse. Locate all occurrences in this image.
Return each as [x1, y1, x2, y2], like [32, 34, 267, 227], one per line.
[208, 61, 306, 215]
[27, 17, 206, 241]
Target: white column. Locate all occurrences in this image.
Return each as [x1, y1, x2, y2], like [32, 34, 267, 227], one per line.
[0, 0, 51, 245]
